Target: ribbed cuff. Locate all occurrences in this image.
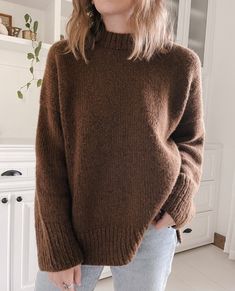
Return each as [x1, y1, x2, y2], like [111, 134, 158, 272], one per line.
[35, 218, 84, 272]
[161, 173, 196, 229]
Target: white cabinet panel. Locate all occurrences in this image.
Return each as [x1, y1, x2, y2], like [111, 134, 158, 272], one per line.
[202, 149, 219, 181]
[194, 180, 216, 212]
[0, 146, 36, 180]
[11, 190, 38, 291]
[0, 162, 35, 179]
[176, 211, 215, 252]
[188, 0, 209, 67]
[0, 192, 11, 291]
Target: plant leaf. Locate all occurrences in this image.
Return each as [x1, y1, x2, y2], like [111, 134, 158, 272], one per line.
[34, 44, 41, 57]
[36, 57, 40, 62]
[17, 91, 23, 99]
[25, 23, 30, 29]
[34, 41, 42, 58]
[30, 66, 33, 74]
[26, 82, 31, 89]
[37, 79, 42, 87]
[33, 21, 38, 33]
[24, 14, 30, 22]
[27, 53, 34, 60]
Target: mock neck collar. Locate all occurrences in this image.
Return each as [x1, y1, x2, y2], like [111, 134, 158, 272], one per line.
[95, 25, 134, 50]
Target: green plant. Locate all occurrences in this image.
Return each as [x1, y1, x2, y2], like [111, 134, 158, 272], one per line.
[17, 14, 43, 99]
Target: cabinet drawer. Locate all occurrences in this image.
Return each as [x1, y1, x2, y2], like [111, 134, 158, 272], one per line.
[0, 162, 35, 179]
[176, 211, 215, 253]
[194, 180, 216, 212]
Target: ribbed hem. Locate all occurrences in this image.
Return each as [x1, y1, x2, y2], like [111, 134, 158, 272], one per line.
[78, 221, 184, 265]
[35, 219, 84, 271]
[161, 173, 197, 230]
[78, 224, 148, 265]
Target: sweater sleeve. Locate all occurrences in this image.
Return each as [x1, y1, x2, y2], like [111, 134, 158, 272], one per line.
[161, 52, 206, 229]
[34, 43, 84, 272]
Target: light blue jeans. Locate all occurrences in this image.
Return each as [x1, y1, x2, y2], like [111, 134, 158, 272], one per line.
[35, 223, 178, 291]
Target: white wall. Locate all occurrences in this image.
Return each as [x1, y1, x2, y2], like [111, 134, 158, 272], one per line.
[206, 0, 235, 235]
[0, 48, 46, 140]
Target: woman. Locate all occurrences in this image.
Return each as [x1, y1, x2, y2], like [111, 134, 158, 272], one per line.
[34, 0, 205, 290]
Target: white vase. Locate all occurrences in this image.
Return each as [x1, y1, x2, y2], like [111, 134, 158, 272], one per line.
[0, 17, 9, 35]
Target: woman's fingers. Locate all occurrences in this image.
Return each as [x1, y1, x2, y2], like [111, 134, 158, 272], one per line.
[47, 265, 78, 291]
[74, 264, 82, 286]
[60, 268, 76, 291]
[59, 281, 75, 291]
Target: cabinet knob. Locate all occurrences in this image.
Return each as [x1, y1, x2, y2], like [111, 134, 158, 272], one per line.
[1, 197, 8, 204]
[183, 228, 192, 233]
[16, 196, 23, 202]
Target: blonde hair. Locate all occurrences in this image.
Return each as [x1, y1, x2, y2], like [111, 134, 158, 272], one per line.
[63, 0, 174, 63]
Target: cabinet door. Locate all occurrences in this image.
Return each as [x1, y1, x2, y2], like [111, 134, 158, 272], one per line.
[166, 0, 189, 45]
[11, 190, 38, 291]
[0, 192, 11, 291]
[194, 180, 216, 212]
[167, 0, 213, 72]
[188, 0, 209, 68]
[175, 210, 215, 252]
[166, 0, 180, 41]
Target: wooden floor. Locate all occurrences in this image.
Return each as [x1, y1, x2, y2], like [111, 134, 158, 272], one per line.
[95, 244, 235, 291]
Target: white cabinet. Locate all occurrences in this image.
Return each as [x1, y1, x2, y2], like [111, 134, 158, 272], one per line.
[11, 189, 37, 291]
[0, 191, 11, 291]
[176, 211, 216, 251]
[175, 144, 222, 253]
[0, 145, 37, 291]
[0, 184, 38, 291]
[194, 180, 216, 212]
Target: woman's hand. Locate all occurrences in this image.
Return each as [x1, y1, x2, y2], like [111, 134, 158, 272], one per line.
[154, 210, 176, 230]
[48, 264, 82, 290]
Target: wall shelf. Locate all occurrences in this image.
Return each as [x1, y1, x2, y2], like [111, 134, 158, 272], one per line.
[0, 0, 62, 44]
[0, 34, 51, 55]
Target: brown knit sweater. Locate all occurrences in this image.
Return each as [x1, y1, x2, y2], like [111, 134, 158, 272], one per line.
[34, 26, 206, 272]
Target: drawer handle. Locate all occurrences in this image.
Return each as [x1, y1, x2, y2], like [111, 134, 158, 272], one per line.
[1, 170, 22, 176]
[183, 228, 192, 233]
[16, 196, 23, 202]
[1, 197, 8, 204]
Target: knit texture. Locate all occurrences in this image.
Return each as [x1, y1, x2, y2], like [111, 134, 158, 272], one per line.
[34, 26, 206, 271]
